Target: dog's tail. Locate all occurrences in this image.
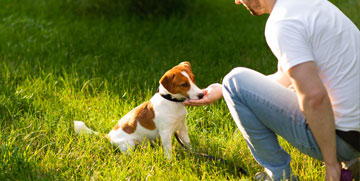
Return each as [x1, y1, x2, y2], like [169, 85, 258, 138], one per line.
[74, 120, 99, 135]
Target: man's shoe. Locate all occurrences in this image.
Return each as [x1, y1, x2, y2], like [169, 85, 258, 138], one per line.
[342, 158, 360, 180]
[254, 172, 272, 181]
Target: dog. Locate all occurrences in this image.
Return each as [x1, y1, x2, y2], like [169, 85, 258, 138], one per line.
[74, 62, 204, 158]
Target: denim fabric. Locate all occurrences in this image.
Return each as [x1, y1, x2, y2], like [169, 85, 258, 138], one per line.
[222, 67, 360, 180]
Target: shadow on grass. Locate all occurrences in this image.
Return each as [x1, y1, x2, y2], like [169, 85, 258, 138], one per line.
[62, 0, 191, 20]
[0, 144, 63, 180]
[0, 89, 39, 127]
[174, 146, 249, 179]
[100, 137, 249, 179]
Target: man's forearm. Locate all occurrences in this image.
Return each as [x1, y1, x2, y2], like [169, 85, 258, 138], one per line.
[301, 92, 340, 180]
[302, 94, 337, 165]
[288, 61, 340, 180]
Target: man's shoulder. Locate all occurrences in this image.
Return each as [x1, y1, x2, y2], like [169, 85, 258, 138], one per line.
[268, 0, 327, 23]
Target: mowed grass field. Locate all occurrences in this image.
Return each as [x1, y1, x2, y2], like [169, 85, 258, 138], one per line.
[0, 0, 359, 180]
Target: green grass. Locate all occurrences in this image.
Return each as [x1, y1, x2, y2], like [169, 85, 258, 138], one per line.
[0, 0, 358, 180]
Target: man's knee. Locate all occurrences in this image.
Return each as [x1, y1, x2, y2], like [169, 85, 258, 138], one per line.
[222, 67, 256, 94]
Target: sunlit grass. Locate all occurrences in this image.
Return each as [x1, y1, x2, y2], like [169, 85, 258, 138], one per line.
[1, 0, 358, 180]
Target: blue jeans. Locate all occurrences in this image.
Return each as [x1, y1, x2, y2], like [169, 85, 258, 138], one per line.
[222, 67, 360, 180]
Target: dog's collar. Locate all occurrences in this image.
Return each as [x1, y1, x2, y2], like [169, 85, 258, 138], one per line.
[157, 88, 186, 102]
[159, 93, 186, 103]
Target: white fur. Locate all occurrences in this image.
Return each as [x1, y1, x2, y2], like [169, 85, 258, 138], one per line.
[74, 120, 99, 135]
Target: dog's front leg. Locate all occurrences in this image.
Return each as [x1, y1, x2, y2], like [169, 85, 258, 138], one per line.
[159, 130, 172, 159]
[176, 119, 191, 149]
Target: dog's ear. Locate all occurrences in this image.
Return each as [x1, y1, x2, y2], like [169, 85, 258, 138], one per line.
[160, 73, 175, 93]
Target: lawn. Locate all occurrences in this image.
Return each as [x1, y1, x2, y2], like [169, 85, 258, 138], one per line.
[0, 0, 359, 180]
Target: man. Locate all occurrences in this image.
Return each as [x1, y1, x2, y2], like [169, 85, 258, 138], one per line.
[184, 0, 360, 180]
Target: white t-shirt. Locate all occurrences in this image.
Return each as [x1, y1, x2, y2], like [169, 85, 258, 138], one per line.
[265, 0, 360, 131]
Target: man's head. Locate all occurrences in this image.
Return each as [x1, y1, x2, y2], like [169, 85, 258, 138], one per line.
[235, 0, 275, 16]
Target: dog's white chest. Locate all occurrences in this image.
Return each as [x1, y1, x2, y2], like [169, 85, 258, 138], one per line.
[151, 94, 187, 125]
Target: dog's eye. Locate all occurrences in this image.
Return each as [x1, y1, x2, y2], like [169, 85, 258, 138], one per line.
[180, 82, 189, 87]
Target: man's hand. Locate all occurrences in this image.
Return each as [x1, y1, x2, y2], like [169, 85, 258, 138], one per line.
[184, 83, 223, 106]
[325, 163, 341, 181]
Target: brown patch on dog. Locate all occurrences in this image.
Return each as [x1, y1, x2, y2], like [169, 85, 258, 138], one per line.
[136, 101, 156, 130]
[120, 101, 156, 134]
[171, 74, 191, 98]
[159, 61, 195, 97]
[121, 111, 137, 134]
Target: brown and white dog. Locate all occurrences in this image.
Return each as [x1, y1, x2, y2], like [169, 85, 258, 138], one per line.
[74, 62, 204, 158]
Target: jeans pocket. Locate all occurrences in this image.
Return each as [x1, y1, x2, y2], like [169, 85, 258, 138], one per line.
[292, 125, 323, 160]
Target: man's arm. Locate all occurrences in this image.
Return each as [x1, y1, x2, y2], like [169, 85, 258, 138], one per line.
[286, 61, 341, 181]
[185, 67, 292, 106]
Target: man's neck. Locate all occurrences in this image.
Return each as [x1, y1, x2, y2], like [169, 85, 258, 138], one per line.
[263, 0, 277, 14]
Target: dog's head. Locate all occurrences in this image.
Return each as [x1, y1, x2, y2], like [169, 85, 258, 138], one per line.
[159, 62, 204, 101]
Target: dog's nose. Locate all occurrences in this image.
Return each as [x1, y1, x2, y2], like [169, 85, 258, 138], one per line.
[198, 93, 204, 99]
